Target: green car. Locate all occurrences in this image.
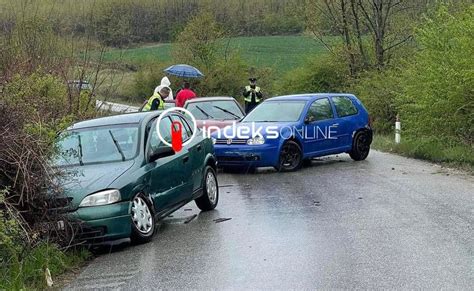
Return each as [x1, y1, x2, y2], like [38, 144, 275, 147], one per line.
[55, 111, 219, 244]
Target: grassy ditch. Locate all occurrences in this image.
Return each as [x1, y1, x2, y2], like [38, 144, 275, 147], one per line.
[372, 135, 474, 172]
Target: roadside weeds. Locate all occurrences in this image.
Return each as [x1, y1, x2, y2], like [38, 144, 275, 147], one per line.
[372, 135, 473, 174]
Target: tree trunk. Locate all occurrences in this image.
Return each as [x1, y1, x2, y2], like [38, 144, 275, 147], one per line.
[350, 0, 369, 69]
[375, 36, 384, 69]
[358, 0, 386, 69]
[340, 0, 356, 76]
[374, 0, 385, 69]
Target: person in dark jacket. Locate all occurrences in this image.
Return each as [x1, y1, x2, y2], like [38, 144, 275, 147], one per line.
[242, 77, 263, 113]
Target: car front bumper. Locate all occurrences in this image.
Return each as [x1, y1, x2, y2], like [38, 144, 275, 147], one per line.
[69, 201, 132, 245]
[214, 144, 279, 168]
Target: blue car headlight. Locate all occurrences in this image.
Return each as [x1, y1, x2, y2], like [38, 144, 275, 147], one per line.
[79, 189, 121, 207]
[247, 136, 265, 145]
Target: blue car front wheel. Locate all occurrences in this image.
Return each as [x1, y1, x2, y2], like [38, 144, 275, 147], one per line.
[276, 140, 303, 172]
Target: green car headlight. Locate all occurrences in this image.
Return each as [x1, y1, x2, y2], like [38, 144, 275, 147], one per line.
[247, 136, 265, 145]
[79, 189, 121, 207]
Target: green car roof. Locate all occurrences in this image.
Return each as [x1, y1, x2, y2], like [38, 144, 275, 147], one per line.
[70, 111, 161, 130]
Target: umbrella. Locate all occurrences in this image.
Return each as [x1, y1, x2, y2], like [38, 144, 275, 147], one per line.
[164, 64, 204, 78]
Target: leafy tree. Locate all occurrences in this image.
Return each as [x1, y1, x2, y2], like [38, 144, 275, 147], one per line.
[2, 73, 69, 121]
[172, 12, 225, 70]
[197, 54, 249, 98]
[395, 4, 474, 145]
[171, 11, 262, 99]
[275, 53, 349, 95]
[94, 0, 133, 47]
[350, 68, 400, 132]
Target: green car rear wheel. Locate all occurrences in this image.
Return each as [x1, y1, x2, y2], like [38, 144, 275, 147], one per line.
[195, 166, 219, 211]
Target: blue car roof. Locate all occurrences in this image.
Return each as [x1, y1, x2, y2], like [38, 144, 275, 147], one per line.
[69, 111, 161, 130]
[267, 93, 356, 101]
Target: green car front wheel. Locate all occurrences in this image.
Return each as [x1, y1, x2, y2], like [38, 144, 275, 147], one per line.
[130, 193, 155, 244]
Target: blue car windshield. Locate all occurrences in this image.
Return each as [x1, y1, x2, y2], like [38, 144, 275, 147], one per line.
[54, 124, 139, 166]
[242, 101, 307, 122]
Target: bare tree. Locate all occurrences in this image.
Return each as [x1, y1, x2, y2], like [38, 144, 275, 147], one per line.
[305, 0, 358, 75]
[350, 0, 369, 68]
[357, 0, 414, 69]
[340, 0, 356, 75]
[305, 0, 422, 72]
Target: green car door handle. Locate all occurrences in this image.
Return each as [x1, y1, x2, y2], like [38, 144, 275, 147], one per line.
[182, 156, 189, 163]
[197, 145, 202, 152]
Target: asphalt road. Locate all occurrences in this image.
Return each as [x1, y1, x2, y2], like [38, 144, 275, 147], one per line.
[67, 150, 473, 289]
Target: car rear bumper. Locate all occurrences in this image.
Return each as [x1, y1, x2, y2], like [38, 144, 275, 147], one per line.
[69, 201, 132, 244]
[214, 144, 279, 168]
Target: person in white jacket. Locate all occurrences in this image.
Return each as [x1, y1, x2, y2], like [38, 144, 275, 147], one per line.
[154, 76, 173, 101]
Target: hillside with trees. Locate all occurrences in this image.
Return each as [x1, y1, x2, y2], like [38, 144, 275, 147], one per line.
[0, 0, 305, 47]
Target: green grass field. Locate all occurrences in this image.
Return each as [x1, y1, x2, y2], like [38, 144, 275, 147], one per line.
[224, 35, 335, 73]
[96, 35, 336, 104]
[102, 43, 172, 66]
[102, 35, 335, 73]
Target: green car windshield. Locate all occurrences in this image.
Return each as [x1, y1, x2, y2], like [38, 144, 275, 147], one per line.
[55, 124, 139, 166]
[242, 101, 307, 122]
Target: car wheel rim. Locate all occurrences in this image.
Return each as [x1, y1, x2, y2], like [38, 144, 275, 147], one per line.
[280, 143, 301, 168]
[206, 171, 217, 204]
[131, 197, 153, 234]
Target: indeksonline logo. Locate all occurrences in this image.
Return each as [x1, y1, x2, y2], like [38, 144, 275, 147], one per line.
[156, 109, 338, 151]
[202, 121, 338, 141]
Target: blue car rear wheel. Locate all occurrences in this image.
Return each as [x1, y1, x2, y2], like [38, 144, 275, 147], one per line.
[350, 131, 371, 161]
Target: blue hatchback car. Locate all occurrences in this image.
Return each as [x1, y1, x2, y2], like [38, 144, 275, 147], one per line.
[212, 94, 372, 172]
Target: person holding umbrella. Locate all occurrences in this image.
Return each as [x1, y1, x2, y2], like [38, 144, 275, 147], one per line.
[164, 64, 204, 79]
[162, 64, 203, 107]
[243, 77, 263, 113]
[175, 81, 196, 107]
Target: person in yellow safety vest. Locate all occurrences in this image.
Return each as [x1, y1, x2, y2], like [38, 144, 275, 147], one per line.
[142, 87, 170, 111]
[243, 77, 263, 113]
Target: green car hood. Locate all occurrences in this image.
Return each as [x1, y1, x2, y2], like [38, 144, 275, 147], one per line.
[60, 160, 135, 209]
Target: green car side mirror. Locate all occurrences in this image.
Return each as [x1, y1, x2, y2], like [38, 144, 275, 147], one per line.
[149, 146, 175, 162]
